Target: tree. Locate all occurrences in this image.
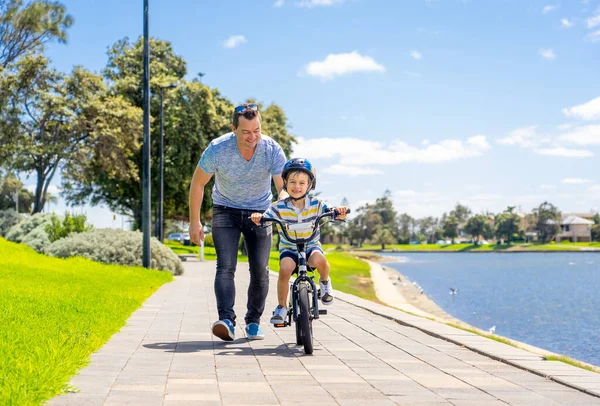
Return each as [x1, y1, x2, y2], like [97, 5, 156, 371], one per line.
[592, 213, 600, 242]
[0, 54, 142, 213]
[61, 37, 296, 228]
[532, 201, 561, 243]
[464, 214, 490, 244]
[0, 170, 33, 211]
[494, 210, 521, 245]
[450, 203, 472, 225]
[418, 216, 437, 243]
[442, 215, 459, 243]
[373, 226, 395, 250]
[0, 0, 73, 68]
[397, 213, 414, 243]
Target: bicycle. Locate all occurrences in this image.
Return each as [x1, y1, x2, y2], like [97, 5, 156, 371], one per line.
[258, 208, 350, 355]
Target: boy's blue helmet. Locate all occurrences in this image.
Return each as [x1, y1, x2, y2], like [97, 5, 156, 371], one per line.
[282, 158, 316, 190]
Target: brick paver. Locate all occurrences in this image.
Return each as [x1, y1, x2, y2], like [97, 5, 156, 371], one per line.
[50, 258, 600, 405]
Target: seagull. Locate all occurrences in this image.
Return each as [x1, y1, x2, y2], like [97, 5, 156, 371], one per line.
[449, 288, 459, 295]
[488, 326, 496, 334]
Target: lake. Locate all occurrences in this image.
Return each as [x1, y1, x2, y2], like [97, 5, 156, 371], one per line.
[381, 252, 600, 367]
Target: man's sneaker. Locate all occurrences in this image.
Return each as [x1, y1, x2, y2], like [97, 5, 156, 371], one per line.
[212, 319, 235, 341]
[320, 279, 334, 305]
[245, 323, 265, 340]
[270, 305, 288, 324]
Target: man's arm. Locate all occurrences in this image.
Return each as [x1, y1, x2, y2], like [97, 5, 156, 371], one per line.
[189, 166, 213, 244]
[273, 174, 288, 200]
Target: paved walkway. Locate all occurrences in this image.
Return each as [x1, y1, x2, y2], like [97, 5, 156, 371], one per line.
[51, 259, 600, 406]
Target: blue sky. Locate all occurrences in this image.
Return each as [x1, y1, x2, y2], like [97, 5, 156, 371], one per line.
[30, 0, 600, 227]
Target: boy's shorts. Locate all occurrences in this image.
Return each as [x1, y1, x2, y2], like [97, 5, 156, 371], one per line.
[279, 246, 323, 263]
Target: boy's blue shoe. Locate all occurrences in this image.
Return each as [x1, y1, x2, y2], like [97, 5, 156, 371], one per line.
[245, 323, 265, 340]
[212, 319, 235, 341]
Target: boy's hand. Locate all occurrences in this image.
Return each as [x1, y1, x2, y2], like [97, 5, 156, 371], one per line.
[335, 206, 348, 220]
[250, 212, 263, 226]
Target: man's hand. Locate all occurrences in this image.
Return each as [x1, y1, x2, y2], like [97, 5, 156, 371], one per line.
[189, 220, 205, 245]
[335, 206, 349, 220]
[250, 212, 263, 226]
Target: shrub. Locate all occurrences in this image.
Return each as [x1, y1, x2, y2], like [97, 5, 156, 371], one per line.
[204, 233, 214, 247]
[5, 213, 53, 251]
[0, 209, 23, 237]
[45, 212, 93, 242]
[45, 229, 184, 275]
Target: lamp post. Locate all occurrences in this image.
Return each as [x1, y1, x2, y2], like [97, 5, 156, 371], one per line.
[157, 83, 177, 243]
[142, 0, 151, 268]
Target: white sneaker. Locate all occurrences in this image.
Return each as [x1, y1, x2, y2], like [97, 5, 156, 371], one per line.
[320, 279, 334, 305]
[270, 305, 288, 324]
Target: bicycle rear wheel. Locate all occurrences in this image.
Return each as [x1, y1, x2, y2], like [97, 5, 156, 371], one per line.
[298, 282, 313, 354]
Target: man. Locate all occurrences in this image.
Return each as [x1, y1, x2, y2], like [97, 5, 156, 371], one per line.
[189, 103, 287, 341]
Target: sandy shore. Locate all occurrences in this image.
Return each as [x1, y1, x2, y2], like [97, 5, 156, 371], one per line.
[365, 258, 463, 324]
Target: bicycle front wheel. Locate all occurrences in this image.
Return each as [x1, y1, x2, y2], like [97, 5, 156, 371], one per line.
[298, 282, 313, 354]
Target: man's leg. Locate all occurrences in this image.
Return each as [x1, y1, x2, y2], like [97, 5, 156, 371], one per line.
[242, 219, 272, 325]
[212, 207, 242, 325]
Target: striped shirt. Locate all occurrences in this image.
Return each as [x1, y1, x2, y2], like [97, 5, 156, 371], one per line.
[263, 196, 329, 252]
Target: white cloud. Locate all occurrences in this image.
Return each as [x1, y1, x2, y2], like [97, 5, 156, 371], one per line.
[25, 184, 61, 195]
[323, 164, 383, 176]
[561, 18, 573, 27]
[292, 135, 490, 165]
[562, 96, 600, 120]
[536, 147, 594, 157]
[497, 125, 542, 147]
[297, 0, 346, 7]
[559, 124, 600, 145]
[539, 48, 556, 60]
[558, 123, 573, 130]
[223, 35, 246, 48]
[410, 50, 422, 60]
[404, 71, 423, 77]
[590, 184, 600, 192]
[588, 30, 600, 42]
[542, 5, 556, 14]
[274, 0, 285, 6]
[422, 139, 430, 145]
[587, 14, 600, 28]
[302, 51, 385, 80]
[562, 178, 593, 184]
[540, 185, 557, 190]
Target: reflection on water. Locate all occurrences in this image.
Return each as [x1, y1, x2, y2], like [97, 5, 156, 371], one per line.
[382, 252, 600, 367]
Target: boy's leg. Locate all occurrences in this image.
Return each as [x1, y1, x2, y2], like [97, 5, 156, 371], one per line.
[242, 217, 272, 325]
[307, 249, 329, 281]
[308, 248, 334, 305]
[271, 254, 297, 324]
[278, 257, 297, 306]
[211, 207, 242, 332]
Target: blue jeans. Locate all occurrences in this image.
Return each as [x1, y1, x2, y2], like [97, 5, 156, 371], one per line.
[211, 205, 272, 325]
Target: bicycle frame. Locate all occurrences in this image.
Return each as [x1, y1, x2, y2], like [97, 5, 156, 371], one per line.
[261, 209, 345, 321]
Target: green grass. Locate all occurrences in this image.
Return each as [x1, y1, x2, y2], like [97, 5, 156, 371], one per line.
[0, 238, 173, 405]
[545, 355, 600, 373]
[167, 242, 378, 302]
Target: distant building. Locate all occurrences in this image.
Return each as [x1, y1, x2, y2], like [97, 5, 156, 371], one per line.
[555, 215, 594, 242]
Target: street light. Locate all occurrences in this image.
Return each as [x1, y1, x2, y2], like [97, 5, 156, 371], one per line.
[157, 82, 177, 243]
[142, 0, 151, 268]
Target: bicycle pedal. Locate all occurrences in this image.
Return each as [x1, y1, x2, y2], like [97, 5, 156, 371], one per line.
[318, 309, 327, 315]
[273, 322, 288, 328]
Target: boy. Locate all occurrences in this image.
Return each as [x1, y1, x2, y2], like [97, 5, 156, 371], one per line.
[250, 158, 348, 325]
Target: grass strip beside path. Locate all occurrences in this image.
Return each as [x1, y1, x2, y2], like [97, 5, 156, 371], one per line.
[0, 238, 173, 405]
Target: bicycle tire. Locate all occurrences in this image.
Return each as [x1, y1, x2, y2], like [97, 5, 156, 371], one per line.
[298, 282, 313, 354]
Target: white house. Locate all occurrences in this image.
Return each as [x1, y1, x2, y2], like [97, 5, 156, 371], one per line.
[555, 215, 594, 242]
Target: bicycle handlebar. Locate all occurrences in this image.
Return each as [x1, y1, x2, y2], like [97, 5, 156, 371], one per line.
[259, 208, 351, 244]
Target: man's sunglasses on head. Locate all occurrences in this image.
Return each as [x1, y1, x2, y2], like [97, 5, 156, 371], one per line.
[234, 103, 259, 114]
